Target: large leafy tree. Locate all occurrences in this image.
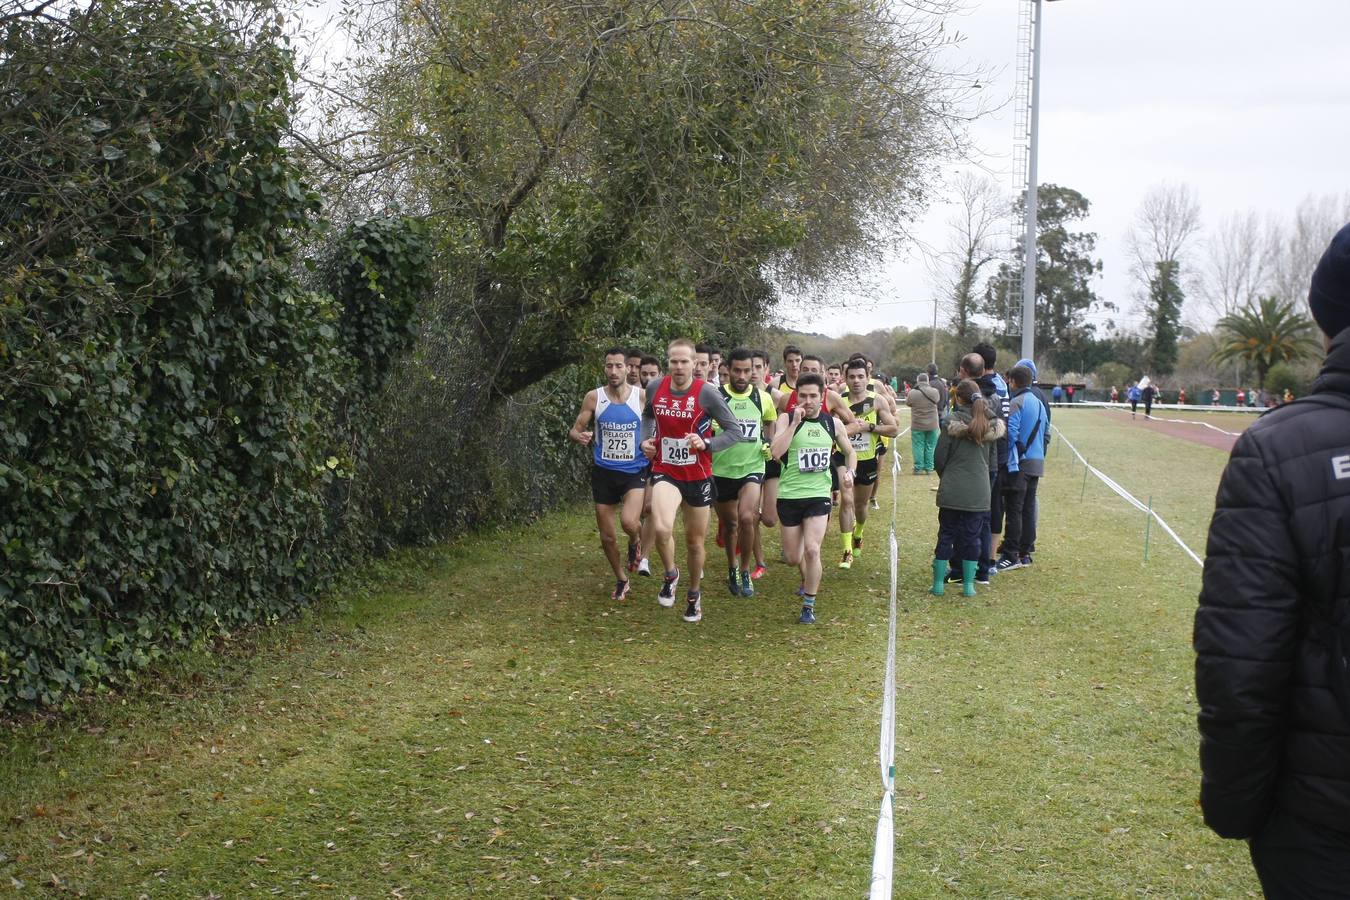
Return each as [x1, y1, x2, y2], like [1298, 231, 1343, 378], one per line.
[1210, 296, 1320, 390]
[981, 184, 1107, 369]
[311, 0, 967, 396]
[1147, 260, 1184, 374]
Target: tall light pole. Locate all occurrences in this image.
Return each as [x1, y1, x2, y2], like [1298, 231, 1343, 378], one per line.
[1018, 0, 1062, 364]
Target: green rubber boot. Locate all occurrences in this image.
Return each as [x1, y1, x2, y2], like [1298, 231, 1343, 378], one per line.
[930, 558, 946, 597]
[961, 559, 978, 597]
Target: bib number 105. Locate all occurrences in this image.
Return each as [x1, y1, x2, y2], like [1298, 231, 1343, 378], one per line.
[797, 447, 831, 473]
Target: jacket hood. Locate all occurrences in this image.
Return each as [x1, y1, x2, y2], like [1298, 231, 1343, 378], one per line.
[1313, 326, 1350, 397]
[946, 409, 1005, 444]
[1015, 358, 1038, 380]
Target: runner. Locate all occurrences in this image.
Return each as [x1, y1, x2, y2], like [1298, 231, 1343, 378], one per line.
[634, 355, 663, 576]
[641, 338, 752, 622]
[770, 373, 856, 624]
[712, 348, 777, 597]
[773, 344, 803, 393]
[708, 348, 723, 386]
[751, 348, 777, 579]
[763, 345, 802, 565]
[694, 343, 715, 383]
[841, 357, 899, 562]
[625, 348, 643, 387]
[789, 355, 862, 567]
[854, 354, 898, 511]
[568, 348, 647, 600]
[827, 363, 844, 393]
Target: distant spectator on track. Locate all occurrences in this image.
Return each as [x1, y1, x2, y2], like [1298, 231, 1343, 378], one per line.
[1066, 384, 1075, 404]
[1195, 220, 1350, 896]
[1236, 388, 1246, 407]
[1212, 388, 1221, 406]
[1179, 387, 1187, 405]
[1142, 380, 1157, 418]
[1128, 382, 1142, 418]
[1247, 388, 1258, 408]
[1051, 384, 1063, 404]
[1110, 385, 1119, 404]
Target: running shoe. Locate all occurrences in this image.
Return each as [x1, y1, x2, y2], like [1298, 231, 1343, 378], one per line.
[683, 591, 703, 623]
[975, 574, 991, 586]
[838, 551, 853, 570]
[1020, 555, 1033, 567]
[658, 569, 679, 607]
[727, 567, 741, 597]
[612, 579, 631, 602]
[995, 556, 1023, 573]
[870, 497, 880, 510]
[637, 557, 651, 577]
[740, 570, 754, 598]
[798, 605, 816, 625]
[751, 564, 767, 580]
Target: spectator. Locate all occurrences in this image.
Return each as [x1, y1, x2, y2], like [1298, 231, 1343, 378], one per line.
[1110, 385, 1119, 403]
[930, 379, 1004, 597]
[906, 373, 941, 475]
[1052, 384, 1064, 404]
[1212, 388, 1222, 406]
[996, 365, 1049, 571]
[1128, 382, 1142, 417]
[1195, 220, 1350, 895]
[1066, 384, 1075, 404]
[1236, 388, 1246, 407]
[1142, 379, 1157, 418]
[947, 352, 1007, 584]
[1283, 388, 1295, 404]
[926, 362, 949, 422]
[1179, 387, 1187, 405]
[1248, 388, 1258, 408]
[1015, 358, 1052, 559]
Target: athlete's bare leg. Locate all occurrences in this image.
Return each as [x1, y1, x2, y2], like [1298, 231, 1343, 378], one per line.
[595, 503, 625, 580]
[620, 488, 643, 557]
[737, 482, 762, 571]
[781, 524, 803, 568]
[682, 503, 711, 592]
[837, 467, 856, 536]
[715, 498, 740, 570]
[650, 480, 684, 574]
[800, 513, 829, 595]
[640, 480, 656, 562]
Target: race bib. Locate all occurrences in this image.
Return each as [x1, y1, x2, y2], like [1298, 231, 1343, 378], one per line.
[601, 429, 636, 462]
[661, 436, 695, 466]
[736, 419, 759, 441]
[797, 446, 831, 473]
[850, 430, 869, 451]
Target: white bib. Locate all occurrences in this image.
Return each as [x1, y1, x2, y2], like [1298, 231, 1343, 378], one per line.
[797, 446, 832, 473]
[660, 436, 696, 466]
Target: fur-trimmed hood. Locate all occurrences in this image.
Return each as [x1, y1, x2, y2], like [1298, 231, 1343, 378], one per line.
[946, 412, 1004, 444]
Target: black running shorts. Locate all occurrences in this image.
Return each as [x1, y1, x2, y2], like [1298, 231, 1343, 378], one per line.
[764, 459, 782, 480]
[777, 496, 832, 527]
[651, 473, 715, 508]
[591, 465, 646, 506]
[854, 457, 879, 486]
[714, 472, 763, 503]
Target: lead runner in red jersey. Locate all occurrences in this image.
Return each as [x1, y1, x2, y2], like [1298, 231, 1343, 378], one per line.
[641, 338, 751, 623]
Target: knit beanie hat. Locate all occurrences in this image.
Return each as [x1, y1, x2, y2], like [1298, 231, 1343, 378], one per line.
[1309, 222, 1350, 339]
[1015, 358, 1038, 380]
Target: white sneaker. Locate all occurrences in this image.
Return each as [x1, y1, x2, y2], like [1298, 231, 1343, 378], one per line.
[658, 569, 679, 607]
[637, 557, 651, 577]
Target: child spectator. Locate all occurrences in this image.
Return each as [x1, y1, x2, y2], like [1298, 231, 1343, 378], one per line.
[931, 379, 1004, 597]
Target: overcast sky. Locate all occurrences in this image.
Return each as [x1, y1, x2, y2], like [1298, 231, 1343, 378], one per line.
[781, 0, 1350, 337]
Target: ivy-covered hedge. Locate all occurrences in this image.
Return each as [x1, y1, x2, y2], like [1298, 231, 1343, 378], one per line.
[0, 3, 425, 709]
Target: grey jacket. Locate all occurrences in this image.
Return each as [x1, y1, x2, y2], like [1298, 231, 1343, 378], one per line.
[906, 383, 941, 432]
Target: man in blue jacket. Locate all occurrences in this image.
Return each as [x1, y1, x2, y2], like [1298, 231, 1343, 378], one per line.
[997, 365, 1048, 572]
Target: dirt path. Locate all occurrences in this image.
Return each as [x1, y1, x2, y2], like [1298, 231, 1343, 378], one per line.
[1101, 407, 1241, 452]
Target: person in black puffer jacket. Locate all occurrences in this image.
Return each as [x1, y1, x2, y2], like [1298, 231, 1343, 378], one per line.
[1195, 221, 1350, 897]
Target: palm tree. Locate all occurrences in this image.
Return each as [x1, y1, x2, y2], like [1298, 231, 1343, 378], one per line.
[1210, 295, 1321, 391]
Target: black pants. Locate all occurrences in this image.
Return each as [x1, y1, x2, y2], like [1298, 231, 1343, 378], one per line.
[1251, 808, 1350, 899]
[934, 508, 982, 562]
[1001, 472, 1039, 559]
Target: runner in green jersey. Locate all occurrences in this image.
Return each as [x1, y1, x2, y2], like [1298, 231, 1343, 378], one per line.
[841, 357, 899, 562]
[770, 374, 856, 624]
[712, 348, 777, 597]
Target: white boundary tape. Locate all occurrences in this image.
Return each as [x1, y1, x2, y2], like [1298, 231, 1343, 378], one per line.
[869, 442, 903, 898]
[1051, 424, 1204, 568]
[1097, 406, 1244, 438]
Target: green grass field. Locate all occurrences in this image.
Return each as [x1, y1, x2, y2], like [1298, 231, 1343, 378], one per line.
[1, 409, 1261, 897]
